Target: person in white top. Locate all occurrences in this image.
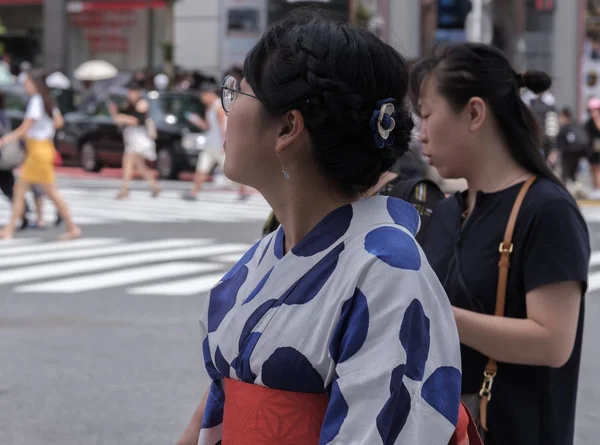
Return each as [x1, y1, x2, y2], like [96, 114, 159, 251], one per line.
[182, 85, 249, 200]
[0, 69, 80, 240]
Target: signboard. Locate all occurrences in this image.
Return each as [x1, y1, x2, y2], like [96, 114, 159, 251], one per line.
[69, 10, 136, 54]
[219, 0, 267, 75]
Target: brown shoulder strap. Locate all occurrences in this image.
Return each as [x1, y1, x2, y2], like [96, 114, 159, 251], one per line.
[479, 176, 536, 431]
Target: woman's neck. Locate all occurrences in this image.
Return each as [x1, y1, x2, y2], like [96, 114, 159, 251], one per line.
[463, 145, 530, 212]
[266, 179, 355, 254]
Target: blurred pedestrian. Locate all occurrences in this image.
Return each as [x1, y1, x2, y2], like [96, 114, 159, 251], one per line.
[410, 43, 589, 445]
[584, 97, 600, 197]
[181, 85, 231, 200]
[556, 107, 588, 197]
[109, 80, 160, 199]
[0, 69, 81, 240]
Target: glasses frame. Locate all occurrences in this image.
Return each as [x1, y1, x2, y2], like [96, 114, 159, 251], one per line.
[221, 75, 258, 113]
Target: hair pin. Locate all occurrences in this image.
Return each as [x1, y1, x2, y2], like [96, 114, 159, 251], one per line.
[370, 98, 396, 149]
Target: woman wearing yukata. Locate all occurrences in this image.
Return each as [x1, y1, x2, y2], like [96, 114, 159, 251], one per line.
[177, 11, 468, 445]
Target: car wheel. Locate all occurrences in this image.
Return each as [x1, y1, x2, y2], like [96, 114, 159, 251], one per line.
[157, 148, 179, 179]
[80, 142, 101, 172]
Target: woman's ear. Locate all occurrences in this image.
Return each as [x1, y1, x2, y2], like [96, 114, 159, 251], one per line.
[466, 97, 487, 132]
[275, 109, 305, 155]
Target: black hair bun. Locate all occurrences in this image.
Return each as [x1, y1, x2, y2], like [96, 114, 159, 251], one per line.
[522, 70, 552, 94]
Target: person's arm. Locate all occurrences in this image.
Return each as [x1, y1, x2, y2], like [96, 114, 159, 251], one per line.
[0, 118, 33, 146]
[145, 118, 157, 140]
[53, 108, 65, 130]
[454, 198, 589, 368]
[108, 101, 139, 127]
[186, 112, 209, 131]
[176, 388, 209, 445]
[320, 251, 461, 444]
[453, 280, 581, 367]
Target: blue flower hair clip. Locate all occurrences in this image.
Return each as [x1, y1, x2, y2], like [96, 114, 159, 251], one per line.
[370, 98, 396, 149]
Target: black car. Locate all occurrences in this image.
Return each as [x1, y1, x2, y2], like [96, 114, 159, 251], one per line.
[56, 89, 207, 179]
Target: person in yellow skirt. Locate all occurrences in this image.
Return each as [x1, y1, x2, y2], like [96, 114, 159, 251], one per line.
[0, 69, 81, 240]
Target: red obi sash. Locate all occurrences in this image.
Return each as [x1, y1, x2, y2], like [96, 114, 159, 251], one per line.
[222, 377, 482, 445]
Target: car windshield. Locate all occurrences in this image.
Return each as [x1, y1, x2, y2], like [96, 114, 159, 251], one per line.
[149, 94, 205, 129]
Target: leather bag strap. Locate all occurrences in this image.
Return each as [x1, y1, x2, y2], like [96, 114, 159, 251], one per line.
[479, 176, 536, 431]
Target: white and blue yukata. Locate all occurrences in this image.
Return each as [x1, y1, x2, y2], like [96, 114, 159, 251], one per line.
[198, 196, 461, 445]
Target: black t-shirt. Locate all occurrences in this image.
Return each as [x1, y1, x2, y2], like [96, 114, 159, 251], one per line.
[119, 101, 147, 126]
[422, 177, 590, 445]
[585, 119, 600, 153]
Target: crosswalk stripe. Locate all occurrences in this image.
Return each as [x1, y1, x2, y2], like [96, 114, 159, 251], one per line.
[128, 272, 225, 296]
[16, 261, 223, 293]
[588, 270, 600, 292]
[0, 238, 41, 246]
[0, 238, 211, 268]
[212, 254, 244, 263]
[590, 251, 600, 268]
[1, 238, 122, 256]
[0, 243, 250, 285]
[1, 188, 272, 224]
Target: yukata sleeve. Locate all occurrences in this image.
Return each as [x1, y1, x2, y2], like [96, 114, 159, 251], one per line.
[320, 236, 462, 445]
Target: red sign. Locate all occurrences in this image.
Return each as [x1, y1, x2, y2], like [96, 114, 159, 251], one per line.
[67, 1, 165, 13]
[70, 10, 136, 55]
[534, 0, 554, 12]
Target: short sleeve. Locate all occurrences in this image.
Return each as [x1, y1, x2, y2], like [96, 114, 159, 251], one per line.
[25, 95, 43, 120]
[321, 244, 462, 445]
[523, 198, 590, 294]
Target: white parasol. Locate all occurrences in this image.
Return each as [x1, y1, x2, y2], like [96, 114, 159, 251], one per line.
[46, 71, 72, 89]
[74, 60, 118, 81]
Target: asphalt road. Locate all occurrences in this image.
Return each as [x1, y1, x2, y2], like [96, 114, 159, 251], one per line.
[0, 177, 599, 445]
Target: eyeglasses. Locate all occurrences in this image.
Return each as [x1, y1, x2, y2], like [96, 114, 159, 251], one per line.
[221, 75, 258, 113]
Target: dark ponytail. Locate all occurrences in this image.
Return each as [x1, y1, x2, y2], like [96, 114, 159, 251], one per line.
[29, 69, 55, 118]
[409, 43, 561, 185]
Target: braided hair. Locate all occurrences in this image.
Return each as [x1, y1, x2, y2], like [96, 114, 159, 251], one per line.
[243, 10, 414, 196]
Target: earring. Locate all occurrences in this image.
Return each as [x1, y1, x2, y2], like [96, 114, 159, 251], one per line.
[278, 153, 290, 180]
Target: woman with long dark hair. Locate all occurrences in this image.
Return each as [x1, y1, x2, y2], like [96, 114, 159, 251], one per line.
[410, 43, 590, 445]
[0, 69, 80, 240]
[175, 11, 472, 445]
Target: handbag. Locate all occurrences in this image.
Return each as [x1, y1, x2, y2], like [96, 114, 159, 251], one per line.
[461, 176, 537, 440]
[0, 140, 24, 170]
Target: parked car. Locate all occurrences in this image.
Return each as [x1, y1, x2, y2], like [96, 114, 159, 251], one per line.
[56, 89, 207, 179]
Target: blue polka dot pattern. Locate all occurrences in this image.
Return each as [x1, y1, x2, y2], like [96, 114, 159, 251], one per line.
[258, 237, 273, 266]
[364, 227, 421, 271]
[207, 265, 249, 333]
[202, 381, 225, 429]
[234, 332, 262, 382]
[274, 228, 285, 259]
[203, 336, 220, 381]
[239, 300, 277, 350]
[292, 205, 353, 257]
[214, 347, 230, 379]
[399, 299, 430, 382]
[276, 242, 345, 307]
[421, 366, 461, 426]
[319, 380, 348, 445]
[242, 267, 274, 305]
[222, 240, 260, 281]
[262, 347, 325, 393]
[376, 364, 411, 445]
[386, 197, 420, 236]
[329, 288, 370, 364]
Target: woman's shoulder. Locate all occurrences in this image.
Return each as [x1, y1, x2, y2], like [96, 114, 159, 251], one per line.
[526, 177, 579, 210]
[521, 177, 587, 235]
